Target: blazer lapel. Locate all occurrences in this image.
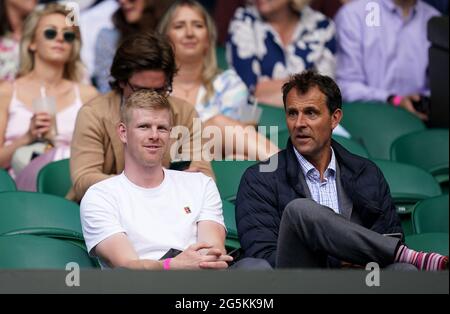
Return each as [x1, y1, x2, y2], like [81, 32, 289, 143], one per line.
[286, 141, 309, 198]
[335, 161, 353, 220]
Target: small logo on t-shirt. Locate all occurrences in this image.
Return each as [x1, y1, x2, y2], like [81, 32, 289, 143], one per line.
[184, 206, 191, 214]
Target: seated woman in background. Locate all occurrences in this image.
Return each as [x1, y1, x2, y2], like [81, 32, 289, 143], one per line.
[0, 3, 98, 190]
[226, 0, 336, 107]
[93, 0, 175, 93]
[159, 0, 279, 160]
[0, 0, 37, 82]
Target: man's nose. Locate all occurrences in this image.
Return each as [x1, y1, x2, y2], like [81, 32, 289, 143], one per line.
[295, 113, 307, 128]
[148, 127, 160, 140]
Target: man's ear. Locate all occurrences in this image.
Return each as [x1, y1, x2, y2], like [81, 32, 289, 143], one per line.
[118, 122, 127, 144]
[331, 108, 343, 130]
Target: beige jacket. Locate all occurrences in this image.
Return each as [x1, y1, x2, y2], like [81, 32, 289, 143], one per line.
[68, 91, 213, 202]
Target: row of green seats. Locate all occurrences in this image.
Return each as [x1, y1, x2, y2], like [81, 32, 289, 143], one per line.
[0, 191, 97, 269]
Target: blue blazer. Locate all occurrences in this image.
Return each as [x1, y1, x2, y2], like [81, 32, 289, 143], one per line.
[235, 139, 402, 267]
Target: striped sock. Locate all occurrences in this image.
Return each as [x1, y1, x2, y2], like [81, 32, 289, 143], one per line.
[395, 245, 449, 271]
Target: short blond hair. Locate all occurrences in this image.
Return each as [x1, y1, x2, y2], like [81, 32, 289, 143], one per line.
[121, 90, 174, 126]
[18, 3, 84, 81]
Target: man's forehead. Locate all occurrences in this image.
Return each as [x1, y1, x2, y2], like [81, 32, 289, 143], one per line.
[286, 87, 326, 108]
[130, 108, 171, 122]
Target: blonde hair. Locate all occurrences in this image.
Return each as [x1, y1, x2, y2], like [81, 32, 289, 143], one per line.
[17, 3, 84, 82]
[158, 0, 220, 104]
[291, 0, 310, 11]
[121, 90, 174, 126]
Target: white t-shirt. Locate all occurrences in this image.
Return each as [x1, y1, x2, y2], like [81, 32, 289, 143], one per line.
[80, 169, 225, 264]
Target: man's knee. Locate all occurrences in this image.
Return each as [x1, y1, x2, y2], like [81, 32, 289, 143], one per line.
[284, 198, 326, 224]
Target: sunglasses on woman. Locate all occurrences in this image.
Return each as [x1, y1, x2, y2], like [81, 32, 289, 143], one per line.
[43, 28, 77, 43]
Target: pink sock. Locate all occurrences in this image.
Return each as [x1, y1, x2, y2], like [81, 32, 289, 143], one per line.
[395, 245, 448, 271]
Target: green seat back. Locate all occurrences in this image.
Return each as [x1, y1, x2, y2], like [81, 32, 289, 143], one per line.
[212, 160, 257, 202]
[373, 160, 442, 212]
[391, 129, 449, 179]
[222, 200, 241, 251]
[0, 169, 16, 192]
[0, 235, 97, 269]
[37, 158, 71, 197]
[222, 199, 238, 239]
[332, 136, 370, 158]
[373, 160, 442, 236]
[0, 191, 83, 242]
[216, 45, 228, 70]
[405, 233, 449, 256]
[277, 129, 290, 149]
[413, 194, 449, 234]
[225, 238, 241, 251]
[258, 104, 287, 143]
[341, 102, 426, 159]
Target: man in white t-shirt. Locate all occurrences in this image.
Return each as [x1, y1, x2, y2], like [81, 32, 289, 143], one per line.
[80, 90, 234, 270]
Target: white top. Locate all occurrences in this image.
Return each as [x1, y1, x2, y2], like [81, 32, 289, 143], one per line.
[195, 69, 249, 122]
[80, 169, 225, 266]
[5, 84, 84, 160]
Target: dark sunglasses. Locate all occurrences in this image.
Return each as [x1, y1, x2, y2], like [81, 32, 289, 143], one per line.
[43, 28, 77, 43]
[127, 81, 172, 97]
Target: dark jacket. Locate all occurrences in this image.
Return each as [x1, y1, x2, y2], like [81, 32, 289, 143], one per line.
[235, 139, 402, 267]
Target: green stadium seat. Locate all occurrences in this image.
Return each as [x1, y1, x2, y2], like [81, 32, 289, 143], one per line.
[36, 158, 71, 197]
[373, 160, 442, 236]
[258, 103, 287, 145]
[0, 191, 83, 245]
[0, 169, 16, 192]
[0, 235, 97, 269]
[222, 199, 238, 239]
[405, 233, 449, 256]
[341, 102, 426, 159]
[391, 129, 449, 189]
[332, 136, 370, 158]
[412, 194, 449, 234]
[277, 129, 290, 149]
[211, 160, 257, 202]
[216, 45, 228, 70]
[223, 199, 241, 251]
[225, 238, 241, 251]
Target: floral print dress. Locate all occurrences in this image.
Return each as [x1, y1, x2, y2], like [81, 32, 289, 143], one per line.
[226, 5, 336, 94]
[0, 35, 19, 81]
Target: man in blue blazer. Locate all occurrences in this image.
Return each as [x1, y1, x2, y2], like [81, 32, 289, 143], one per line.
[236, 70, 448, 271]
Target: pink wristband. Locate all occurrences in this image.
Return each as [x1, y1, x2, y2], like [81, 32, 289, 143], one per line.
[392, 95, 403, 107]
[163, 258, 172, 270]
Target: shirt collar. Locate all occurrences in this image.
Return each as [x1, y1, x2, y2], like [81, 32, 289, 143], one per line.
[294, 146, 336, 180]
[380, 0, 419, 16]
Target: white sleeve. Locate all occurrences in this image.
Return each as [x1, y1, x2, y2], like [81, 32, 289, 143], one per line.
[80, 185, 126, 255]
[197, 177, 226, 228]
[217, 70, 250, 120]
